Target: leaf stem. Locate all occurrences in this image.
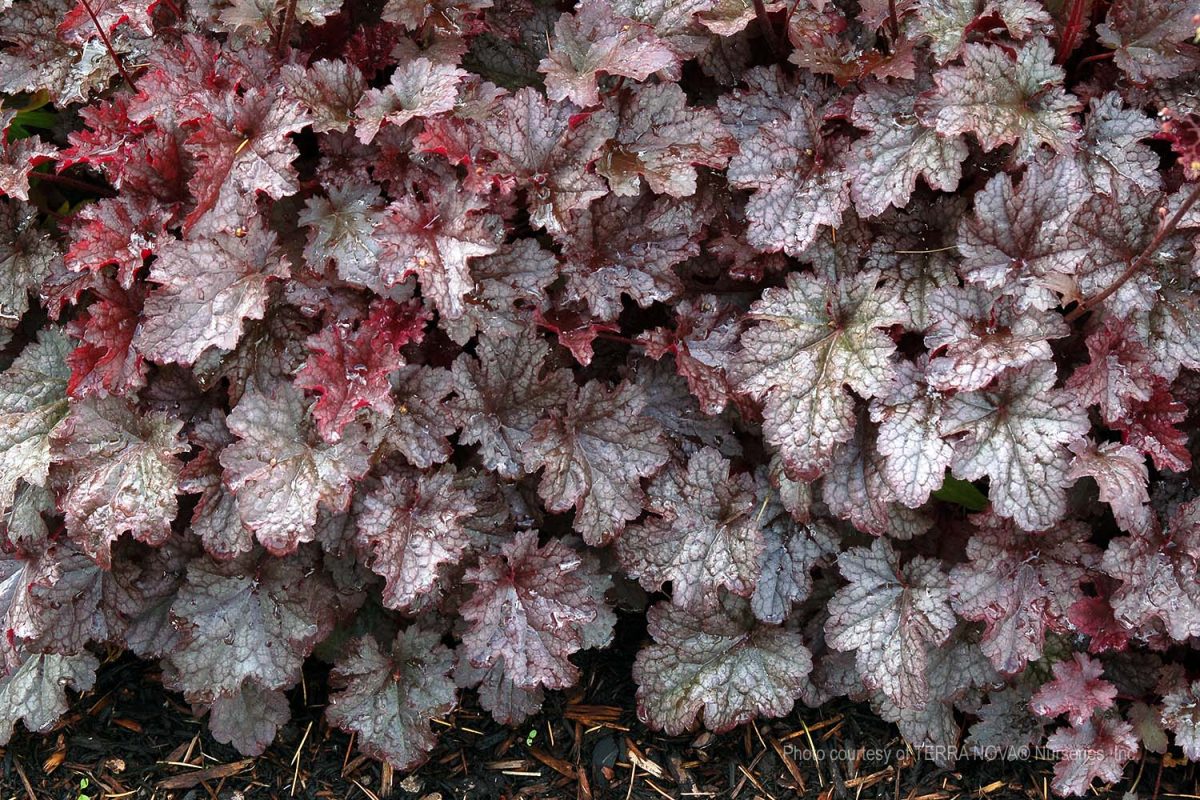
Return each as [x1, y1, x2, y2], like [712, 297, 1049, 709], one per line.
[273, 0, 299, 56]
[157, 0, 183, 20]
[752, 0, 785, 61]
[29, 170, 116, 197]
[79, 0, 134, 88]
[1055, 0, 1089, 63]
[593, 331, 640, 347]
[1065, 182, 1200, 322]
[785, 0, 805, 27]
[887, 0, 900, 39]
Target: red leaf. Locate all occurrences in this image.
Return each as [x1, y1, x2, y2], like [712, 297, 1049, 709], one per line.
[183, 88, 310, 234]
[59, 0, 159, 42]
[1030, 653, 1117, 726]
[1161, 109, 1200, 181]
[1112, 381, 1191, 472]
[1067, 591, 1130, 655]
[64, 194, 169, 288]
[65, 281, 146, 398]
[295, 299, 428, 443]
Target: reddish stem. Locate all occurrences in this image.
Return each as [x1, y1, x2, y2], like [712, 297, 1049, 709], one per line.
[593, 331, 641, 347]
[273, 0, 298, 56]
[1078, 51, 1115, 65]
[785, 0, 805, 27]
[1065, 182, 1200, 322]
[535, 318, 643, 349]
[1055, 0, 1089, 63]
[79, 0, 134, 88]
[887, 0, 900, 39]
[29, 170, 116, 197]
[752, 0, 785, 60]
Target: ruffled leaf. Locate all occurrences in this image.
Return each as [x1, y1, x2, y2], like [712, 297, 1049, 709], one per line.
[940, 363, 1088, 531]
[826, 538, 956, 709]
[460, 530, 614, 690]
[326, 628, 457, 770]
[633, 594, 812, 735]
[522, 380, 669, 545]
[734, 271, 905, 479]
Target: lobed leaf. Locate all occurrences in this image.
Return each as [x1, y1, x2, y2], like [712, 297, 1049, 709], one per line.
[633, 594, 813, 735]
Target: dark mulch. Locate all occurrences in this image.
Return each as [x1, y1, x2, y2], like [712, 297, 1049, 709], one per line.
[2, 620, 1196, 800]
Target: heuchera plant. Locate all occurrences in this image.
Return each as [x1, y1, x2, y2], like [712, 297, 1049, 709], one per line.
[0, 0, 1199, 794]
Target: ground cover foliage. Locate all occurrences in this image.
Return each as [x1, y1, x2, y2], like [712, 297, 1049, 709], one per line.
[0, 0, 1199, 795]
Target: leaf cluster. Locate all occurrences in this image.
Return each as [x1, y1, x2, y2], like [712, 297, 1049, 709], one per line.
[1, 0, 1199, 793]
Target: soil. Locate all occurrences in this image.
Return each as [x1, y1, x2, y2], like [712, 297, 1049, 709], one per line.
[2, 619, 1195, 800]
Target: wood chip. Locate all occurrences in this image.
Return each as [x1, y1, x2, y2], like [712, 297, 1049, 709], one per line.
[769, 735, 806, 792]
[624, 738, 666, 780]
[564, 705, 623, 726]
[779, 715, 844, 741]
[163, 740, 191, 765]
[42, 748, 66, 773]
[735, 763, 773, 800]
[156, 759, 254, 790]
[667, 752, 698, 795]
[577, 765, 593, 800]
[845, 765, 896, 790]
[529, 748, 577, 780]
[12, 759, 36, 800]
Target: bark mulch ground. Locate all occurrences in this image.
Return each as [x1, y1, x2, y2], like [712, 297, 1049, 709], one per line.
[2, 626, 1196, 800]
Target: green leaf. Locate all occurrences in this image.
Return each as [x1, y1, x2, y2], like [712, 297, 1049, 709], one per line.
[932, 473, 988, 511]
[7, 109, 57, 139]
